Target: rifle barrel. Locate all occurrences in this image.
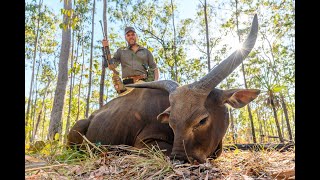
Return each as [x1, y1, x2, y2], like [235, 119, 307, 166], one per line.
[99, 20, 106, 38]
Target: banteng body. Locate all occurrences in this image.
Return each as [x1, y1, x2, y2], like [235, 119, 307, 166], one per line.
[68, 14, 260, 163]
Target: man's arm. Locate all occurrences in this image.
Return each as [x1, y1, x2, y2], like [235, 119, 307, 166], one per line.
[147, 49, 160, 80]
[102, 39, 120, 70]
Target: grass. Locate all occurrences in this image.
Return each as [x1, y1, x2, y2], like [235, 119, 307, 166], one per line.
[25, 140, 295, 179]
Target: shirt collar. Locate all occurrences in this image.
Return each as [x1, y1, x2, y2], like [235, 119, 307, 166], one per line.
[126, 44, 145, 50]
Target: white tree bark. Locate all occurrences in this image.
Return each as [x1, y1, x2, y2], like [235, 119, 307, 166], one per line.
[48, 0, 72, 140]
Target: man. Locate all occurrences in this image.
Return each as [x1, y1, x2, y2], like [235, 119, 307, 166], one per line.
[102, 26, 159, 95]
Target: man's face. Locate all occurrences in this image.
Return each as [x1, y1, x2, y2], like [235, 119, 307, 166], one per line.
[125, 31, 137, 46]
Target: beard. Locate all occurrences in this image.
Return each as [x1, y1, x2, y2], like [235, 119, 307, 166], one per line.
[128, 39, 136, 46]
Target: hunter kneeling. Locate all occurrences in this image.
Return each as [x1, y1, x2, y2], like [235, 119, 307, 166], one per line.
[102, 26, 159, 95]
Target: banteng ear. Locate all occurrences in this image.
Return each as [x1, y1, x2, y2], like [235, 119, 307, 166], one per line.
[157, 107, 171, 123]
[223, 89, 260, 108]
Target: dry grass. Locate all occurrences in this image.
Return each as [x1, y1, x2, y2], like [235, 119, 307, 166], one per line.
[25, 142, 295, 180]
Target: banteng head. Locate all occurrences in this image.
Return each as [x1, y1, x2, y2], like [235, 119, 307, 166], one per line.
[126, 14, 260, 163]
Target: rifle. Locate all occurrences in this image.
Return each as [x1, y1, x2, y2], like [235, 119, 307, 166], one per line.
[99, 20, 119, 75]
[99, 20, 126, 94]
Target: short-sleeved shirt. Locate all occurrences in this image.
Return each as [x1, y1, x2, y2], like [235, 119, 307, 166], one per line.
[111, 45, 157, 78]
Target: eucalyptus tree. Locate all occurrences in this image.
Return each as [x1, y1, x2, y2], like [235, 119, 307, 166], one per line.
[69, 0, 92, 122]
[85, 0, 97, 118]
[76, 31, 88, 122]
[246, 0, 295, 143]
[48, 0, 73, 141]
[170, 0, 178, 81]
[191, 0, 222, 74]
[249, 49, 285, 143]
[49, 0, 92, 142]
[25, 0, 44, 142]
[200, 0, 210, 72]
[229, 0, 258, 143]
[29, 48, 43, 142]
[261, 0, 295, 141]
[25, 0, 59, 142]
[32, 71, 52, 142]
[99, 0, 108, 108]
[63, 30, 76, 144]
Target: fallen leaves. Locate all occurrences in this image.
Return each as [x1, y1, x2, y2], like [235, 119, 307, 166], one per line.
[271, 167, 295, 180]
[25, 145, 295, 179]
[25, 155, 47, 169]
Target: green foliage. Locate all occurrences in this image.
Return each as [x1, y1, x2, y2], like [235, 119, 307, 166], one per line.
[272, 85, 287, 93]
[55, 146, 91, 163]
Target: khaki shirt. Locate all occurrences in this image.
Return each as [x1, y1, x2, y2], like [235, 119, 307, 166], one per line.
[111, 45, 157, 78]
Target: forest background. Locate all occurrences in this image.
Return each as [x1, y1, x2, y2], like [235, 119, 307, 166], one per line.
[25, 0, 295, 147]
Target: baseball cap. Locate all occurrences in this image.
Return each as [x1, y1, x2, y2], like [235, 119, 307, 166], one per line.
[125, 26, 136, 34]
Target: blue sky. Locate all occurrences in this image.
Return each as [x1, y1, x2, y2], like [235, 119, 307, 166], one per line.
[25, 0, 200, 96]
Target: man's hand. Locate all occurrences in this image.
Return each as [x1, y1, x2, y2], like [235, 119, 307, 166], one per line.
[108, 64, 116, 70]
[102, 39, 109, 47]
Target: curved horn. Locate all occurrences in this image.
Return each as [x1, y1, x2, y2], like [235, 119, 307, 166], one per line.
[189, 14, 258, 93]
[125, 80, 179, 94]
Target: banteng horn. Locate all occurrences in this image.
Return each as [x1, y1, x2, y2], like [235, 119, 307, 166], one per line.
[125, 80, 179, 94]
[189, 14, 258, 94]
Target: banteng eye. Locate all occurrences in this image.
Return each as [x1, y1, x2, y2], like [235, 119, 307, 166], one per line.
[199, 118, 207, 125]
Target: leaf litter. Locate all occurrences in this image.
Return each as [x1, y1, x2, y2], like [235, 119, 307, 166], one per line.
[25, 143, 295, 180]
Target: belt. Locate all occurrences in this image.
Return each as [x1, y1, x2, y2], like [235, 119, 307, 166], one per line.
[123, 74, 147, 84]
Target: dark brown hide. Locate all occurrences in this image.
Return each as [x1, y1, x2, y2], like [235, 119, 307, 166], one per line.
[68, 88, 174, 153]
[67, 119, 90, 147]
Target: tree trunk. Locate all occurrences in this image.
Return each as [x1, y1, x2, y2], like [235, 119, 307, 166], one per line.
[170, 65, 174, 81]
[203, 0, 210, 72]
[42, 90, 53, 139]
[269, 92, 284, 143]
[280, 93, 293, 141]
[262, 111, 268, 141]
[70, 31, 79, 120]
[32, 80, 51, 141]
[171, 0, 178, 81]
[26, 0, 43, 138]
[256, 109, 264, 143]
[225, 80, 236, 143]
[268, 114, 276, 142]
[85, 0, 96, 118]
[48, 0, 72, 141]
[229, 108, 236, 144]
[235, 0, 256, 143]
[30, 53, 42, 143]
[41, 103, 47, 140]
[63, 31, 75, 144]
[76, 31, 86, 122]
[99, 0, 107, 108]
